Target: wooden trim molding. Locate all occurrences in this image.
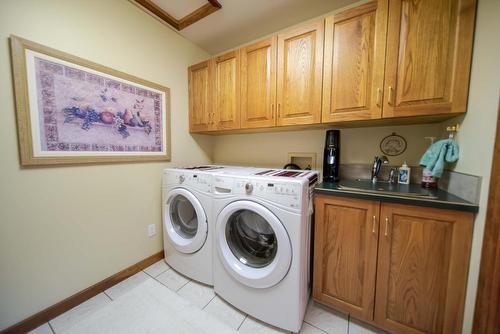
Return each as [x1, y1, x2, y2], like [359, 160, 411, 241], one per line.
[1, 251, 164, 334]
[133, 0, 222, 30]
[473, 100, 500, 333]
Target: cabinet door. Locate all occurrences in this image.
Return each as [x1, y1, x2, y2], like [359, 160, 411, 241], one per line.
[382, 0, 476, 118]
[322, 1, 388, 123]
[213, 50, 241, 130]
[188, 60, 212, 132]
[277, 21, 324, 126]
[313, 195, 380, 321]
[240, 37, 277, 129]
[375, 203, 473, 334]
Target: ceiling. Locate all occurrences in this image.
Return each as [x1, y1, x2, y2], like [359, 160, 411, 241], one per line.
[146, 0, 360, 55]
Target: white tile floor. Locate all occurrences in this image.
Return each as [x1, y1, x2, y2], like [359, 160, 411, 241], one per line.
[29, 260, 386, 334]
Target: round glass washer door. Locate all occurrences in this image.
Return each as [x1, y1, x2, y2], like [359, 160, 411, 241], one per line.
[164, 188, 207, 254]
[216, 200, 292, 289]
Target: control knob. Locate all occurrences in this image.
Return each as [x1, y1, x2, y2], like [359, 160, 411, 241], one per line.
[179, 175, 185, 183]
[245, 182, 253, 194]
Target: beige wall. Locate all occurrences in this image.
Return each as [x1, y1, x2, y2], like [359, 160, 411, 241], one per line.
[213, 124, 441, 170]
[442, 0, 500, 332]
[0, 0, 212, 329]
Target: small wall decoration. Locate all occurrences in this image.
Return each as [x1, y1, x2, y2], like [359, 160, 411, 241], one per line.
[10, 36, 170, 166]
[380, 132, 407, 156]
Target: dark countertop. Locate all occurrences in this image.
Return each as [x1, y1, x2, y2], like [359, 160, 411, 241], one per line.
[315, 180, 479, 213]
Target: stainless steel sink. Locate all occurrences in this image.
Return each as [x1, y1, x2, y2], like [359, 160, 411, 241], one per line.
[336, 179, 439, 200]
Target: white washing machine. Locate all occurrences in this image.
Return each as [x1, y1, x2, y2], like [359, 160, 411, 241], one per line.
[162, 166, 224, 285]
[212, 169, 318, 332]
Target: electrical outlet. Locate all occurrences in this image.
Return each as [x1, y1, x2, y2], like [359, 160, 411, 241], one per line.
[148, 224, 156, 237]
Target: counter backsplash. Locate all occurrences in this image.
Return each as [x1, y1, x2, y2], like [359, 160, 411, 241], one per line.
[337, 164, 481, 204]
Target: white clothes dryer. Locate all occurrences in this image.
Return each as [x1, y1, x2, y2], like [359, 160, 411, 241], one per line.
[212, 169, 318, 332]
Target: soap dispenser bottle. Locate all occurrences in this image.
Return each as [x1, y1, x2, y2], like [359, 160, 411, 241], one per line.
[399, 161, 411, 184]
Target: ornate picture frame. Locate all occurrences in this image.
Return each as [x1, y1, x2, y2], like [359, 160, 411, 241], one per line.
[10, 35, 171, 166]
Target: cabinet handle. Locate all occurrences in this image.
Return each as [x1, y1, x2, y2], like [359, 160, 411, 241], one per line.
[372, 215, 376, 234]
[376, 88, 382, 107]
[277, 103, 281, 117]
[388, 86, 394, 106]
[271, 103, 275, 116]
[384, 217, 389, 237]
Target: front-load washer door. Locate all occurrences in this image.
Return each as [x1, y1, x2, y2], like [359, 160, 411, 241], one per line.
[216, 200, 292, 289]
[164, 188, 207, 254]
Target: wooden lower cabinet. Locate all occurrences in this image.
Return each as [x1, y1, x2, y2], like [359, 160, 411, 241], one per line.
[375, 204, 473, 334]
[313, 196, 380, 321]
[313, 195, 474, 334]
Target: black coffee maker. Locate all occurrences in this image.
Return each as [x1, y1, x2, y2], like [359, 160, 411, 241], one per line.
[323, 130, 340, 182]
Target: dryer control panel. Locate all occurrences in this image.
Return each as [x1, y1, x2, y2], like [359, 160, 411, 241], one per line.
[231, 179, 303, 209]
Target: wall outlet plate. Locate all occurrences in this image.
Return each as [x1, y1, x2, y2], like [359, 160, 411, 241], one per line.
[148, 224, 156, 237]
[287, 152, 317, 170]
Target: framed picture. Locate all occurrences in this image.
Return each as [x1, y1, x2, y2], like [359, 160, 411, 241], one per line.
[10, 35, 171, 166]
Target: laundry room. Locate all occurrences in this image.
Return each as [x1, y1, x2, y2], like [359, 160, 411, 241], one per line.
[0, 0, 499, 333]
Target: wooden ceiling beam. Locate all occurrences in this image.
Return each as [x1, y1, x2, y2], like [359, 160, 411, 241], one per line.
[134, 0, 180, 30]
[207, 0, 222, 8]
[178, 3, 220, 30]
[133, 0, 222, 31]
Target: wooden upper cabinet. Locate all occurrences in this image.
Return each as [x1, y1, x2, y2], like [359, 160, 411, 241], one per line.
[313, 195, 380, 321]
[375, 203, 473, 334]
[240, 37, 277, 129]
[213, 50, 241, 130]
[188, 0, 477, 133]
[188, 60, 212, 132]
[322, 1, 388, 123]
[277, 21, 324, 126]
[382, 0, 476, 118]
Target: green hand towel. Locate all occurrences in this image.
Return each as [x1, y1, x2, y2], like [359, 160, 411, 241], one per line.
[419, 139, 459, 178]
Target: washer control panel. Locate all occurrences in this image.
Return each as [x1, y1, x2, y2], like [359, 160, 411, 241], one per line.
[233, 179, 302, 209]
[165, 172, 212, 192]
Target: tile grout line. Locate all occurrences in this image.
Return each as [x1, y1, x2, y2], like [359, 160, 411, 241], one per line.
[236, 315, 248, 331]
[103, 290, 113, 301]
[202, 294, 217, 310]
[302, 320, 329, 334]
[175, 279, 192, 292]
[47, 321, 56, 334]
[151, 268, 173, 288]
[142, 267, 169, 279]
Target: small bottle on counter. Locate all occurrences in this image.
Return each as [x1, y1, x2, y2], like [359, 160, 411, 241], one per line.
[421, 168, 438, 188]
[398, 161, 411, 184]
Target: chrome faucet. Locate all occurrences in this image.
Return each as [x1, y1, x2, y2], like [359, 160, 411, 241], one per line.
[371, 155, 389, 183]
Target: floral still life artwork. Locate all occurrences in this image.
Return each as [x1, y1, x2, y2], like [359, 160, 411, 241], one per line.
[11, 36, 170, 166]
